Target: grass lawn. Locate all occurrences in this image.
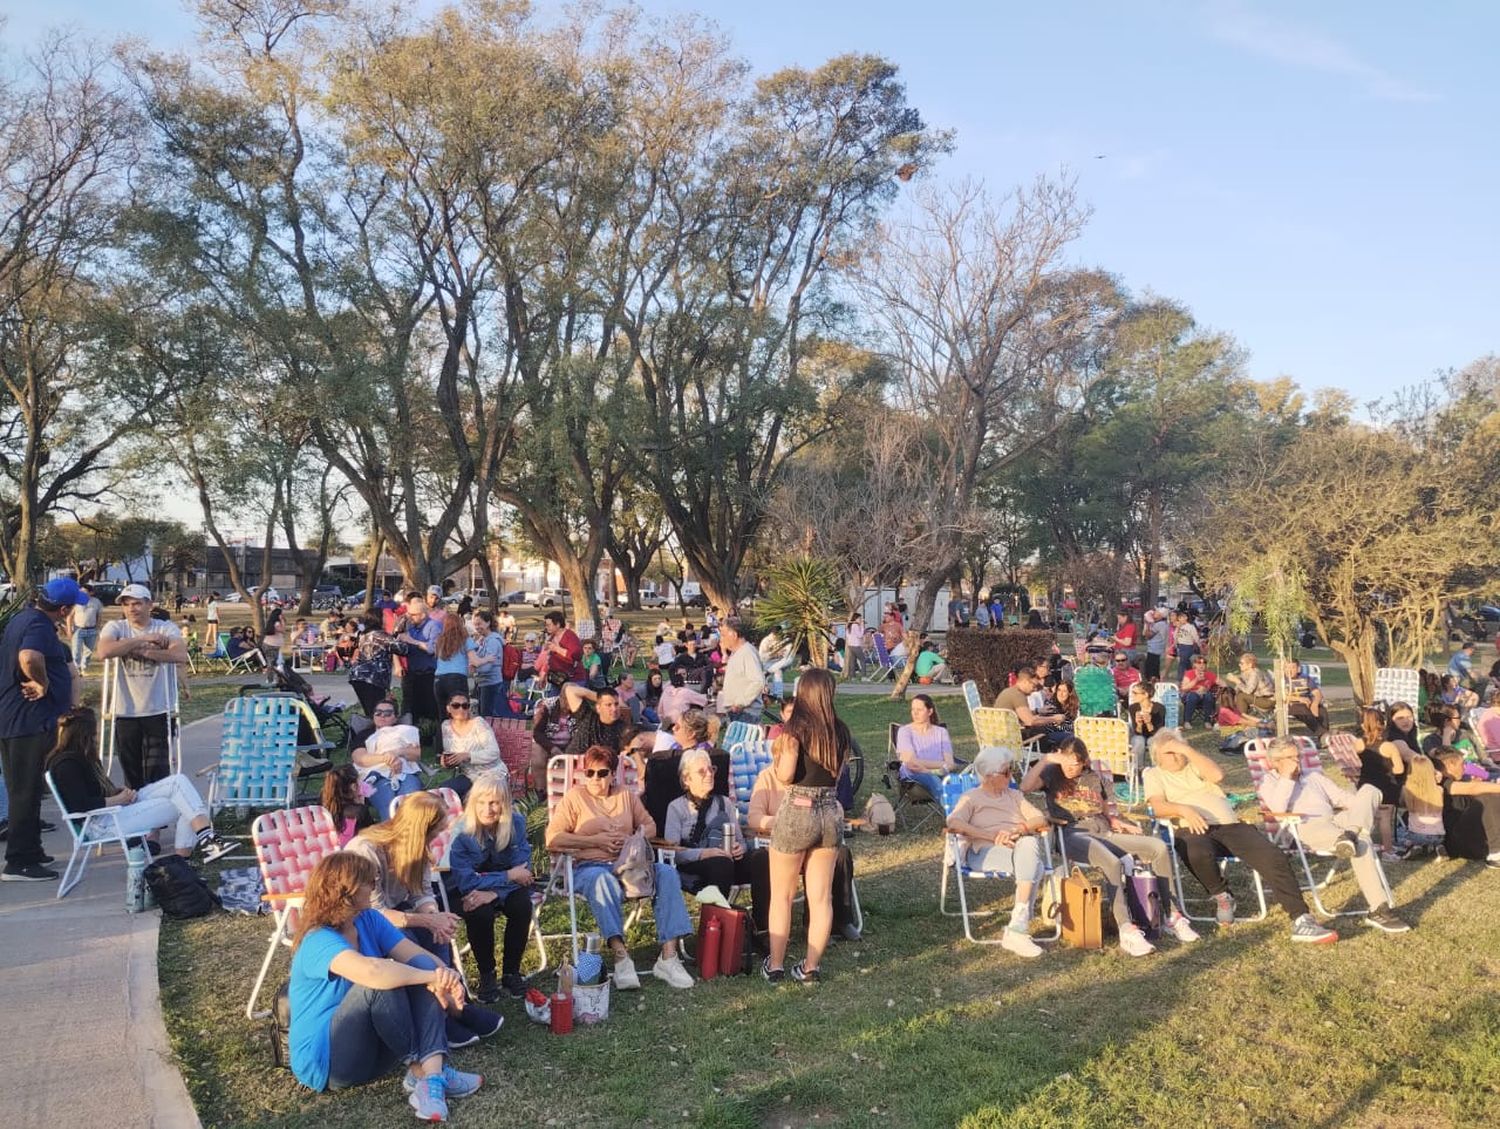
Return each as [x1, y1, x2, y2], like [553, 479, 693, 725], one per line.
[158, 696, 1500, 1129]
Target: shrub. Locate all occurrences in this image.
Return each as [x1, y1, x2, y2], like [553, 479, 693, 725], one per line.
[945, 627, 1054, 703]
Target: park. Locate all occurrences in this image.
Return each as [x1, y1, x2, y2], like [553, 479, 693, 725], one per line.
[0, 2, 1497, 1128]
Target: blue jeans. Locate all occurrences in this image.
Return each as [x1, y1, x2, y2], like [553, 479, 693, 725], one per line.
[1176, 645, 1199, 681]
[902, 771, 946, 803]
[572, 861, 692, 945]
[1182, 690, 1216, 727]
[0, 761, 8, 824]
[72, 628, 99, 672]
[476, 681, 509, 718]
[325, 952, 447, 1091]
[728, 707, 762, 727]
[364, 771, 423, 821]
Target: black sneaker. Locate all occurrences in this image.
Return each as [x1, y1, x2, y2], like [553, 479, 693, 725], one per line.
[500, 973, 527, 999]
[475, 971, 500, 1003]
[2, 864, 59, 882]
[445, 1017, 479, 1049]
[38, 820, 55, 833]
[760, 957, 785, 984]
[789, 961, 821, 983]
[459, 1003, 504, 1040]
[1364, 907, 1411, 934]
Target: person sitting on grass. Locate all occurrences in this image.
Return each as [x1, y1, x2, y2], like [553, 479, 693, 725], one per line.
[913, 641, 949, 685]
[1020, 739, 1200, 954]
[944, 746, 1053, 959]
[286, 851, 482, 1121]
[45, 707, 232, 862]
[448, 771, 534, 1004]
[1255, 736, 1410, 933]
[1225, 653, 1275, 718]
[1432, 746, 1500, 868]
[1143, 729, 1337, 944]
[1283, 657, 1331, 744]
[321, 763, 373, 848]
[544, 744, 695, 990]
[664, 747, 753, 905]
[895, 693, 957, 803]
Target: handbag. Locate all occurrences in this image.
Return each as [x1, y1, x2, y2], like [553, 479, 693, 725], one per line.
[613, 830, 656, 899]
[1125, 873, 1169, 941]
[1059, 864, 1104, 950]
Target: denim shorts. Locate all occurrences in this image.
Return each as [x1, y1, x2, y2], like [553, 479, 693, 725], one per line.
[770, 786, 844, 853]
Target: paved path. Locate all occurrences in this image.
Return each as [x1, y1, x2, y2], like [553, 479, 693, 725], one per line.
[0, 712, 230, 1129]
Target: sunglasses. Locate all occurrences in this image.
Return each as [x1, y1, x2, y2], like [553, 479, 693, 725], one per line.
[582, 767, 612, 779]
[373, 709, 396, 717]
[448, 701, 471, 710]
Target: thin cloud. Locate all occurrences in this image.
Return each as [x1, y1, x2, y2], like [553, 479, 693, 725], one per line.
[1205, 1, 1437, 103]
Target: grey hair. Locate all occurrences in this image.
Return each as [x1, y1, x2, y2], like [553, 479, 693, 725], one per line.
[1146, 727, 1186, 765]
[1266, 736, 1301, 760]
[972, 746, 1016, 778]
[678, 746, 713, 785]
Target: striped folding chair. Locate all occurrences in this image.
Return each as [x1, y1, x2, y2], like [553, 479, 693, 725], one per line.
[1326, 733, 1364, 786]
[961, 680, 983, 720]
[937, 772, 1061, 945]
[246, 805, 340, 1017]
[867, 634, 897, 682]
[1073, 716, 1138, 804]
[1372, 667, 1420, 709]
[1153, 683, 1181, 729]
[1243, 743, 1391, 918]
[723, 720, 766, 756]
[728, 739, 774, 826]
[203, 695, 302, 815]
[47, 770, 132, 900]
[490, 717, 535, 791]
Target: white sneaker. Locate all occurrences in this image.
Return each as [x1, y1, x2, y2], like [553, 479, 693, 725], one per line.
[612, 955, 640, 991]
[652, 955, 694, 989]
[1118, 924, 1156, 957]
[1000, 927, 1043, 959]
[1168, 913, 1201, 943]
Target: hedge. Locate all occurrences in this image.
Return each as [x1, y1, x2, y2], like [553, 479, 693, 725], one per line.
[945, 627, 1055, 704]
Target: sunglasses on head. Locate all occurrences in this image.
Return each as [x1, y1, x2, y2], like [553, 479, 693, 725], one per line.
[448, 701, 471, 710]
[582, 767, 612, 779]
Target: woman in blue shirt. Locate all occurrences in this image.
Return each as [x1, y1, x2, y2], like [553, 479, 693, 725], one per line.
[448, 771, 534, 1003]
[433, 614, 472, 707]
[467, 611, 508, 718]
[288, 851, 482, 1121]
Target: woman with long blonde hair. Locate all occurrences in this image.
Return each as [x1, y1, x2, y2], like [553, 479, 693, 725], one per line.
[765, 668, 850, 983]
[448, 772, 535, 1002]
[286, 851, 480, 1118]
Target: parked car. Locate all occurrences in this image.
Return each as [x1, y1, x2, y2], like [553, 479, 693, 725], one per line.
[525, 587, 573, 608]
[1458, 605, 1500, 639]
[683, 591, 709, 609]
[89, 582, 123, 604]
[638, 590, 669, 609]
[347, 588, 392, 606]
[495, 589, 528, 608]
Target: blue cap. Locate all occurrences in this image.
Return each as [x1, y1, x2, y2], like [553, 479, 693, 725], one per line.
[38, 577, 89, 607]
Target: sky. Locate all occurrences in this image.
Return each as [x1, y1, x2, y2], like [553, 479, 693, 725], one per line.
[3, 0, 1496, 411]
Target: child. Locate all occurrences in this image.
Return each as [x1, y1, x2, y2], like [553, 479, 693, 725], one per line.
[320, 763, 373, 847]
[1433, 746, 1500, 867]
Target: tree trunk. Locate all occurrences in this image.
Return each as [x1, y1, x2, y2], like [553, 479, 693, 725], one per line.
[476, 550, 498, 613]
[363, 527, 383, 613]
[889, 569, 953, 699]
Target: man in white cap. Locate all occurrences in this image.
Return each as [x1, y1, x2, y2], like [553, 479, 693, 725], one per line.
[96, 584, 188, 789]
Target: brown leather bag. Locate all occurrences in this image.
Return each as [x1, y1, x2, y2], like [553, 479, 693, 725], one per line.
[1060, 865, 1104, 949]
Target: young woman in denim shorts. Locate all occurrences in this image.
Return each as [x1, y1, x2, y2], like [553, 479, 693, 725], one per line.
[765, 669, 849, 984]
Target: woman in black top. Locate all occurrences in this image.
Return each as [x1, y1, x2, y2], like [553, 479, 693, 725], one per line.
[765, 668, 849, 983]
[45, 707, 230, 860]
[1432, 747, 1500, 862]
[1355, 706, 1408, 808]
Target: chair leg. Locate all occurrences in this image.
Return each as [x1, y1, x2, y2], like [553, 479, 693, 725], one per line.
[56, 842, 89, 900]
[246, 912, 290, 1019]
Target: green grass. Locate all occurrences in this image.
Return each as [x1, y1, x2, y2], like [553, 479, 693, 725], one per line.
[159, 697, 1500, 1129]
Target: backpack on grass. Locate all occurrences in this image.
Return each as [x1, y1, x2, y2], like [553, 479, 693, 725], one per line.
[143, 855, 218, 919]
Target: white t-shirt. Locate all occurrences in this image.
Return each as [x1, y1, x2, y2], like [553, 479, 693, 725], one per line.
[654, 641, 677, 666]
[73, 597, 102, 630]
[364, 724, 422, 782]
[99, 619, 183, 717]
[206, 599, 221, 622]
[1142, 764, 1236, 826]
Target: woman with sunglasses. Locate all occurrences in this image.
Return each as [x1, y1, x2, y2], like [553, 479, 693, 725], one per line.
[437, 690, 500, 801]
[1180, 656, 1218, 729]
[545, 744, 695, 990]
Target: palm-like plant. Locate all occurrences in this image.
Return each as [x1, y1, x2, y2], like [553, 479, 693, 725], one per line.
[756, 556, 842, 669]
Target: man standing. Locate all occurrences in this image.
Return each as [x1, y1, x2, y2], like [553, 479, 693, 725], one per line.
[97, 584, 190, 788]
[71, 583, 103, 675]
[0, 578, 88, 881]
[400, 597, 441, 726]
[717, 618, 765, 726]
[1143, 610, 1168, 681]
[205, 591, 221, 643]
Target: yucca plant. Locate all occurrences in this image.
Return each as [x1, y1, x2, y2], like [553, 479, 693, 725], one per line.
[756, 556, 842, 669]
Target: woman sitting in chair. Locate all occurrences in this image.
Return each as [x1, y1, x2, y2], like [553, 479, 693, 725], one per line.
[944, 746, 1052, 960]
[346, 791, 503, 1048]
[286, 851, 481, 1120]
[664, 748, 751, 903]
[45, 707, 232, 862]
[544, 744, 695, 991]
[351, 699, 424, 819]
[894, 693, 956, 802]
[448, 771, 534, 1004]
[437, 690, 501, 801]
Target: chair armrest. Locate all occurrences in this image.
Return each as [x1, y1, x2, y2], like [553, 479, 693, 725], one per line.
[261, 891, 306, 903]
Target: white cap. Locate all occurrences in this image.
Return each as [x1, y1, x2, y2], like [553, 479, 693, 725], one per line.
[119, 583, 152, 602]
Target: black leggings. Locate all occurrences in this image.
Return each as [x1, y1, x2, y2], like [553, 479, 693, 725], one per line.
[459, 888, 534, 977]
[1174, 822, 1307, 918]
[351, 680, 387, 718]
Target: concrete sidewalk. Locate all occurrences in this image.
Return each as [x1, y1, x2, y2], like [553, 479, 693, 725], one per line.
[0, 713, 228, 1129]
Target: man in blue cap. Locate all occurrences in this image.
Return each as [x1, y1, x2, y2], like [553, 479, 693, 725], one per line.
[0, 577, 86, 880]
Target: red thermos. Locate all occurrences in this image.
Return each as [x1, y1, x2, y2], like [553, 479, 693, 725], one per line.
[701, 916, 722, 979]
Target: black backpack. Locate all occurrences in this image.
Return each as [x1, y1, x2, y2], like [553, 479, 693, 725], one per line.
[143, 855, 219, 919]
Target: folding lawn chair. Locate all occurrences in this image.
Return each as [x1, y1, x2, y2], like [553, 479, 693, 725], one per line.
[960, 679, 983, 721]
[1326, 733, 1364, 787]
[1372, 667, 1420, 710]
[1243, 742, 1392, 918]
[971, 706, 1042, 772]
[1152, 683, 1181, 729]
[100, 657, 183, 780]
[866, 634, 897, 682]
[201, 695, 302, 816]
[937, 771, 1061, 945]
[1072, 716, 1139, 805]
[46, 770, 133, 900]
[722, 720, 766, 756]
[489, 717, 536, 793]
[882, 722, 942, 832]
[245, 805, 341, 1017]
[728, 739, 774, 826]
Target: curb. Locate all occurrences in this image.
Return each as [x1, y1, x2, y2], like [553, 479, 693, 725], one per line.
[127, 913, 204, 1129]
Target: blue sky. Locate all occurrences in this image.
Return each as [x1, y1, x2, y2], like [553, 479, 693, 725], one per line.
[5, 0, 1496, 406]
